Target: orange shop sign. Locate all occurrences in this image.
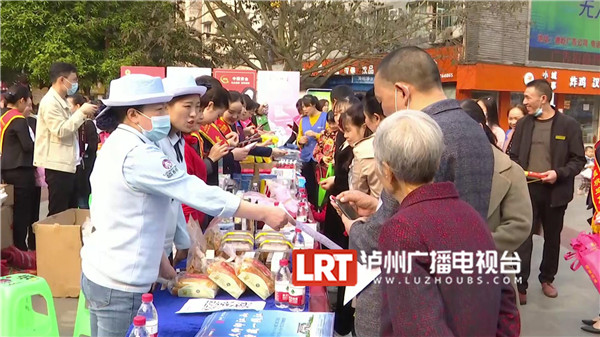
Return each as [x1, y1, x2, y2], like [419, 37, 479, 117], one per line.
[457, 63, 600, 95]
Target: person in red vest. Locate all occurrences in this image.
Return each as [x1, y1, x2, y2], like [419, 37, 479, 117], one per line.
[0, 85, 38, 250]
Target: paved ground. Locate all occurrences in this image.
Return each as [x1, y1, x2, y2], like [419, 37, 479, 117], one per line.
[41, 178, 599, 336]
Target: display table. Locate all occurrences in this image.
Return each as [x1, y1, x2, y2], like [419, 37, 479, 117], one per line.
[125, 285, 328, 336]
[125, 257, 329, 336]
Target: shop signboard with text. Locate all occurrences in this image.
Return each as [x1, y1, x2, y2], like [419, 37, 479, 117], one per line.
[212, 69, 257, 100]
[529, 0, 600, 66]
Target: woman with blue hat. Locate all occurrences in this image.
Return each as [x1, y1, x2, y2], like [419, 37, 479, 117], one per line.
[82, 74, 289, 337]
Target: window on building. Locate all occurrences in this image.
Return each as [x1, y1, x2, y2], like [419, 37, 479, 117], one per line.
[203, 21, 212, 34]
[510, 92, 524, 107]
[432, 1, 457, 33]
[564, 95, 597, 144]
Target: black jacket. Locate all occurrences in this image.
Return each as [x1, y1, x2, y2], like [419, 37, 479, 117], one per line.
[510, 112, 586, 207]
[1, 109, 34, 170]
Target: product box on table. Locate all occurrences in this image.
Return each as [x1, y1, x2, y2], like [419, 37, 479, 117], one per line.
[33, 209, 89, 297]
[0, 184, 14, 206]
[1, 205, 13, 249]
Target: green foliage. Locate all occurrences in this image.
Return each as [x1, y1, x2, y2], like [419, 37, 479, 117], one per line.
[1, 0, 207, 88]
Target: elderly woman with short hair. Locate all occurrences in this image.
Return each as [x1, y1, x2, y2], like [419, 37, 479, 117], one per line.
[374, 110, 504, 336]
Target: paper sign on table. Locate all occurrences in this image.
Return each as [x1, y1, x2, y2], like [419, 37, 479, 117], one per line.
[343, 263, 381, 305]
[176, 298, 266, 314]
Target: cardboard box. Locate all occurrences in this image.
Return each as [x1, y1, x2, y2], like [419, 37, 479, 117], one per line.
[1, 205, 13, 249]
[34, 209, 89, 297]
[1, 184, 14, 206]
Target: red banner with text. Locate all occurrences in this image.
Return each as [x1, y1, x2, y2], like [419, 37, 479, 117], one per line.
[212, 69, 257, 100]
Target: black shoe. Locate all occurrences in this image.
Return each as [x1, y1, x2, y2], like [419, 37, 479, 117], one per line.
[583, 320, 597, 326]
[582, 325, 600, 334]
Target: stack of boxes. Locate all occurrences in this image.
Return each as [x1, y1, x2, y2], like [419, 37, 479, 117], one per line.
[1, 184, 14, 249]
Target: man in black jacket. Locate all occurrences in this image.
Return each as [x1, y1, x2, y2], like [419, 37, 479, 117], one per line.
[510, 79, 585, 304]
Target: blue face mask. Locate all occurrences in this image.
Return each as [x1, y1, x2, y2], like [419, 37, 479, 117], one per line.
[64, 79, 79, 96]
[533, 107, 543, 118]
[137, 113, 171, 142]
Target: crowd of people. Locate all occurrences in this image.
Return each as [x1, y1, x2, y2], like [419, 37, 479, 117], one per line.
[0, 45, 590, 337]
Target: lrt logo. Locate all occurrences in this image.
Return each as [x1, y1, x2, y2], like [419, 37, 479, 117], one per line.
[292, 250, 358, 286]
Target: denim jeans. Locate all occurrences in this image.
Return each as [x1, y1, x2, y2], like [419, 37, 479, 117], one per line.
[81, 273, 145, 337]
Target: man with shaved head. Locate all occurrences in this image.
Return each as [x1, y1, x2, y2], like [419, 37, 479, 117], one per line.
[339, 46, 506, 336]
[373, 46, 493, 217]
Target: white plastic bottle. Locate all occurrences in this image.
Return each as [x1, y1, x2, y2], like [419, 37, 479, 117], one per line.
[293, 228, 305, 250]
[128, 316, 149, 337]
[137, 294, 158, 337]
[288, 280, 306, 312]
[296, 202, 308, 223]
[275, 259, 291, 309]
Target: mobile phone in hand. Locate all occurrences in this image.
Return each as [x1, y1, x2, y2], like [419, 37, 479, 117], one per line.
[333, 197, 359, 220]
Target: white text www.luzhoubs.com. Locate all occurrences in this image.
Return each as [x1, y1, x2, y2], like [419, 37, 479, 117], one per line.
[373, 275, 522, 286]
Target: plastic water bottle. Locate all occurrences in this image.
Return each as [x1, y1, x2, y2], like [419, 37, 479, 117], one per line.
[129, 316, 149, 337]
[293, 228, 305, 250]
[137, 294, 158, 337]
[288, 280, 306, 312]
[275, 259, 291, 308]
[296, 202, 308, 223]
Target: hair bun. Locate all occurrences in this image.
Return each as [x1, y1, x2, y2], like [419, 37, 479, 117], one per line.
[95, 109, 119, 132]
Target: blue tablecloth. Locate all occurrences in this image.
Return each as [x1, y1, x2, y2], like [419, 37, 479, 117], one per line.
[126, 259, 310, 337]
[132, 286, 309, 337]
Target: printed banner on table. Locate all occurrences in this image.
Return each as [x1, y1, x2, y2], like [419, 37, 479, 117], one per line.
[212, 69, 257, 99]
[167, 67, 212, 80]
[195, 310, 334, 337]
[120, 66, 165, 78]
[256, 71, 300, 146]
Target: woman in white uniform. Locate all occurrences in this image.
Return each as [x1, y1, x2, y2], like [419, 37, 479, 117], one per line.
[81, 74, 289, 337]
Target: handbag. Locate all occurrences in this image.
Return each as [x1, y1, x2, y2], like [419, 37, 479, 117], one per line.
[564, 231, 600, 294]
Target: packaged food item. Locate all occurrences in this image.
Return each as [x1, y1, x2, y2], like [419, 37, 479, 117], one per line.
[170, 272, 219, 299]
[223, 231, 255, 242]
[221, 238, 254, 254]
[259, 239, 293, 252]
[205, 224, 223, 252]
[255, 231, 286, 246]
[207, 260, 246, 299]
[237, 258, 275, 300]
[186, 218, 208, 274]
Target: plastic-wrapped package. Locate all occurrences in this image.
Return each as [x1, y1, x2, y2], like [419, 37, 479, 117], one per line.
[186, 218, 208, 274]
[237, 258, 275, 300]
[207, 260, 246, 299]
[170, 272, 219, 298]
[221, 238, 254, 254]
[223, 231, 254, 242]
[254, 231, 286, 246]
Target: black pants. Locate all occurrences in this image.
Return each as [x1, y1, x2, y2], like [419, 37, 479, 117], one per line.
[301, 160, 318, 206]
[2, 168, 38, 250]
[334, 285, 355, 335]
[76, 160, 94, 209]
[516, 183, 567, 294]
[45, 168, 78, 216]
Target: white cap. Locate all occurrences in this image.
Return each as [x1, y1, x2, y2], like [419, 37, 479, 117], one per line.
[162, 74, 207, 98]
[98, 74, 173, 117]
